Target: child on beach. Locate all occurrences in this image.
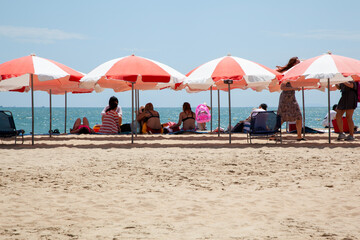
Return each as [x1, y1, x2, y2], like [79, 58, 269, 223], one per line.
[196, 103, 211, 130]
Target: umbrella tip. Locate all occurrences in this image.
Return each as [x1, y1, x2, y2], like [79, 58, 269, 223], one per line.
[131, 54, 135, 56]
[30, 53, 36, 56]
[227, 53, 231, 56]
[327, 51, 332, 55]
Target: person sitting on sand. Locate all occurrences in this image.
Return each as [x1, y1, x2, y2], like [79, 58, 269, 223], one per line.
[70, 117, 95, 134]
[99, 97, 121, 134]
[322, 104, 338, 128]
[231, 103, 267, 132]
[136, 106, 145, 131]
[196, 103, 211, 130]
[101, 96, 122, 126]
[172, 102, 196, 131]
[137, 103, 162, 134]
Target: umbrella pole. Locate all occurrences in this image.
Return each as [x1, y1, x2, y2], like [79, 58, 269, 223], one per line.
[137, 90, 140, 135]
[131, 83, 134, 144]
[328, 78, 331, 144]
[135, 89, 138, 137]
[49, 89, 52, 137]
[64, 91, 67, 134]
[228, 83, 231, 144]
[31, 74, 34, 145]
[217, 89, 220, 137]
[210, 86, 213, 132]
[302, 87, 305, 138]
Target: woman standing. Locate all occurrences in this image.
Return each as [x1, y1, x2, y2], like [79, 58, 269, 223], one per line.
[335, 81, 358, 141]
[277, 57, 304, 141]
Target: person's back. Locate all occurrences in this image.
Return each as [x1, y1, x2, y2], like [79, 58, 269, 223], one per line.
[181, 110, 196, 130]
[137, 103, 162, 133]
[196, 104, 211, 130]
[99, 97, 120, 134]
[144, 110, 161, 130]
[99, 109, 120, 134]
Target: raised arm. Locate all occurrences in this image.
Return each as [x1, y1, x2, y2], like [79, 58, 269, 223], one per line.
[343, 81, 354, 88]
[280, 82, 301, 91]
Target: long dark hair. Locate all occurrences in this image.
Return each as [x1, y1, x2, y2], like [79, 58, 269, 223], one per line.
[183, 102, 193, 114]
[106, 96, 118, 112]
[277, 57, 299, 73]
[145, 103, 154, 111]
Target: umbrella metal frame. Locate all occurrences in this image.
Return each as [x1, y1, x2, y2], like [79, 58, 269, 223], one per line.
[224, 79, 233, 144]
[64, 91, 67, 134]
[217, 89, 220, 137]
[49, 89, 52, 137]
[210, 86, 213, 132]
[31, 74, 34, 145]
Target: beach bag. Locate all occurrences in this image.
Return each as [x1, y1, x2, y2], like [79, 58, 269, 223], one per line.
[357, 82, 360, 102]
[231, 122, 244, 133]
[195, 104, 211, 123]
[120, 123, 132, 132]
[332, 117, 350, 133]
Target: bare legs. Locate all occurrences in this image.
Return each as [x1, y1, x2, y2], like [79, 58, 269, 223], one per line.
[70, 117, 90, 134]
[281, 119, 303, 140]
[295, 119, 302, 139]
[336, 109, 355, 137]
[83, 117, 90, 127]
[71, 118, 81, 133]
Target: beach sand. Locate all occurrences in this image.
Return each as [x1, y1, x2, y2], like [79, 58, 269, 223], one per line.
[0, 134, 359, 239]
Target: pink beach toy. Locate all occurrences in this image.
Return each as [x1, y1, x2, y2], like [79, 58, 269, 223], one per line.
[195, 104, 211, 123]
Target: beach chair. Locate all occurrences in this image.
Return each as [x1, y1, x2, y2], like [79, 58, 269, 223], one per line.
[0, 110, 24, 144]
[246, 111, 282, 143]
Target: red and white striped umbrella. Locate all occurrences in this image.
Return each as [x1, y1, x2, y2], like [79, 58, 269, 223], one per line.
[282, 53, 360, 88]
[0, 54, 88, 94]
[185, 55, 282, 92]
[80, 55, 185, 92]
[281, 53, 360, 144]
[0, 55, 91, 145]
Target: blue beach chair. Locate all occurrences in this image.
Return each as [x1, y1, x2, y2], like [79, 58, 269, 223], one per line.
[0, 110, 24, 144]
[246, 111, 282, 144]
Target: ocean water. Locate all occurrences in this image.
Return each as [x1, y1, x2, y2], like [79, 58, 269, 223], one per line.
[2, 107, 360, 134]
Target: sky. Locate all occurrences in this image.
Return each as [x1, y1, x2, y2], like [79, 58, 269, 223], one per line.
[1, 0, 360, 108]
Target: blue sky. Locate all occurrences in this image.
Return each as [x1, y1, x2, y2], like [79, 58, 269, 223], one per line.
[1, 0, 360, 108]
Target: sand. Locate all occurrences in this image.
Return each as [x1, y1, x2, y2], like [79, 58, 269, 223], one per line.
[0, 133, 360, 239]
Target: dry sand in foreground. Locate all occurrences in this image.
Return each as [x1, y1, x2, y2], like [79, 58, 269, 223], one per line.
[0, 134, 359, 239]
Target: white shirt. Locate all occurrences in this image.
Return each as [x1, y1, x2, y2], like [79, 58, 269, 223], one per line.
[249, 108, 266, 118]
[101, 106, 122, 117]
[322, 110, 337, 127]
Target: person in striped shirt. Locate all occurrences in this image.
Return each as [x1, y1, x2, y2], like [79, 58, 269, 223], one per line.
[99, 96, 121, 134]
[101, 96, 122, 126]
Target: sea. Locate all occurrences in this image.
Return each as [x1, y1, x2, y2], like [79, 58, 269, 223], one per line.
[2, 107, 360, 134]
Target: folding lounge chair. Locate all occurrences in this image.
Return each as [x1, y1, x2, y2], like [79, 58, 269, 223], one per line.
[246, 111, 282, 143]
[0, 110, 24, 144]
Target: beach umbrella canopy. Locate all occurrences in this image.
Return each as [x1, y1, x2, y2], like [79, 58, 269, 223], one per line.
[0, 54, 87, 93]
[79, 54, 185, 92]
[0, 54, 91, 144]
[282, 53, 360, 88]
[281, 52, 360, 143]
[185, 55, 281, 143]
[185, 55, 282, 92]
